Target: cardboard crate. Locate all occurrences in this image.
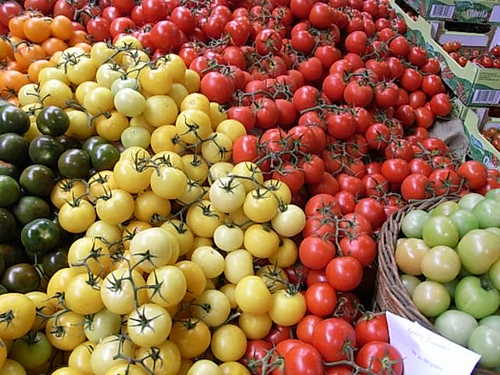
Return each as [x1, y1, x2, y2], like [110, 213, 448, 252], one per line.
[403, 0, 500, 24]
[463, 108, 500, 168]
[392, 0, 500, 107]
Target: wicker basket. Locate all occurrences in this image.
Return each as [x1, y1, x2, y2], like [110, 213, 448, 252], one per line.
[375, 196, 498, 375]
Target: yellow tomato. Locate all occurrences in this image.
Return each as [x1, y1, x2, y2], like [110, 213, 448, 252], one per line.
[243, 188, 278, 223]
[66, 110, 95, 140]
[0, 360, 27, 375]
[50, 179, 88, 209]
[69, 341, 94, 375]
[235, 276, 272, 314]
[191, 246, 225, 279]
[220, 362, 250, 375]
[186, 200, 224, 238]
[184, 69, 200, 93]
[25, 291, 55, 330]
[169, 319, 211, 359]
[210, 324, 247, 362]
[47, 268, 85, 309]
[135, 341, 181, 375]
[150, 165, 187, 200]
[90, 42, 115, 65]
[201, 132, 232, 164]
[220, 284, 237, 309]
[168, 82, 189, 107]
[175, 109, 212, 144]
[239, 312, 273, 339]
[269, 290, 307, 327]
[46, 311, 86, 351]
[224, 249, 254, 284]
[0, 294, 35, 340]
[130, 227, 179, 272]
[160, 54, 186, 83]
[101, 269, 148, 315]
[271, 204, 306, 237]
[147, 265, 187, 307]
[208, 162, 234, 184]
[134, 190, 171, 224]
[95, 111, 128, 141]
[38, 66, 69, 85]
[75, 81, 99, 105]
[161, 220, 194, 256]
[209, 102, 227, 129]
[143, 95, 178, 127]
[270, 238, 298, 268]
[176, 261, 207, 301]
[90, 335, 135, 375]
[181, 154, 209, 183]
[105, 364, 147, 375]
[230, 162, 264, 192]
[187, 360, 221, 375]
[84, 87, 114, 116]
[65, 273, 104, 315]
[96, 63, 124, 88]
[180, 93, 210, 113]
[67, 57, 97, 85]
[191, 289, 230, 327]
[40, 79, 73, 107]
[244, 224, 280, 258]
[95, 189, 134, 225]
[216, 119, 246, 141]
[59, 199, 96, 233]
[151, 125, 184, 154]
[213, 224, 244, 252]
[127, 303, 172, 347]
[18, 83, 38, 106]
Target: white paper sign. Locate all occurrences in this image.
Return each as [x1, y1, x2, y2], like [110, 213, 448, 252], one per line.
[386, 312, 481, 375]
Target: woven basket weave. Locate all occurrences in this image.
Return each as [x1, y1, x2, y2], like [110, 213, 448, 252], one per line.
[375, 196, 497, 375]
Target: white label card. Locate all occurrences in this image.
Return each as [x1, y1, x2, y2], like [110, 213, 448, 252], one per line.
[386, 312, 481, 375]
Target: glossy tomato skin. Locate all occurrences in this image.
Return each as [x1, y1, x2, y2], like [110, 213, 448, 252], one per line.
[356, 342, 403, 375]
[326, 256, 363, 292]
[305, 283, 337, 317]
[458, 160, 487, 190]
[355, 314, 389, 347]
[312, 318, 357, 362]
[297, 315, 321, 344]
[265, 325, 291, 346]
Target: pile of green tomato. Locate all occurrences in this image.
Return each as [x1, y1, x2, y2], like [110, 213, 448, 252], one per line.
[0, 100, 120, 294]
[397, 189, 500, 370]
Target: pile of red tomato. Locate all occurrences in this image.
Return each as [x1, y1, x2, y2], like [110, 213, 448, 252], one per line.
[0, 0, 499, 374]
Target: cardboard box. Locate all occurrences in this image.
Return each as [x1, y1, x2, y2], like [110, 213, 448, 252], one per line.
[462, 108, 500, 168]
[403, 0, 500, 24]
[392, 0, 500, 107]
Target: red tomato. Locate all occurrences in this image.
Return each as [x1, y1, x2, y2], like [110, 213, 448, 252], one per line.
[255, 28, 282, 55]
[299, 237, 336, 270]
[401, 173, 430, 200]
[326, 256, 363, 292]
[354, 198, 386, 229]
[255, 98, 279, 129]
[297, 315, 322, 344]
[421, 74, 445, 96]
[302, 155, 326, 184]
[308, 172, 340, 196]
[344, 81, 373, 107]
[241, 340, 273, 375]
[430, 93, 452, 116]
[381, 158, 410, 184]
[0, 1, 22, 25]
[306, 283, 337, 317]
[276, 99, 298, 128]
[87, 17, 111, 41]
[389, 35, 410, 57]
[265, 326, 292, 346]
[232, 135, 258, 163]
[315, 45, 341, 68]
[228, 106, 256, 131]
[408, 46, 428, 66]
[457, 160, 487, 190]
[305, 194, 340, 217]
[299, 57, 323, 82]
[345, 30, 367, 54]
[201, 71, 235, 104]
[374, 82, 399, 108]
[171, 6, 196, 33]
[334, 191, 356, 214]
[355, 314, 389, 347]
[362, 173, 388, 198]
[365, 123, 390, 151]
[312, 318, 357, 361]
[339, 234, 376, 266]
[409, 158, 433, 176]
[429, 168, 461, 195]
[150, 20, 181, 51]
[356, 342, 403, 375]
[322, 73, 346, 102]
[288, 125, 317, 153]
[306, 270, 329, 286]
[282, 343, 324, 375]
[415, 106, 435, 129]
[327, 112, 357, 140]
[273, 164, 305, 193]
[401, 68, 422, 91]
[339, 212, 372, 236]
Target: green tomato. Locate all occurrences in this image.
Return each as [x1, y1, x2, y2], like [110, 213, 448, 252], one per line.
[0, 160, 18, 178]
[401, 210, 429, 238]
[468, 326, 500, 368]
[111, 77, 139, 95]
[11, 332, 53, 370]
[458, 193, 485, 211]
[82, 135, 108, 155]
[90, 143, 120, 171]
[457, 229, 500, 275]
[412, 280, 450, 317]
[489, 259, 500, 291]
[430, 201, 458, 217]
[486, 227, 500, 237]
[2, 263, 41, 293]
[21, 218, 61, 256]
[0, 208, 16, 242]
[480, 316, 500, 332]
[435, 310, 478, 347]
[422, 216, 459, 248]
[485, 188, 500, 202]
[0, 133, 29, 166]
[13, 196, 50, 225]
[449, 209, 479, 238]
[41, 248, 68, 278]
[443, 278, 459, 298]
[84, 309, 122, 343]
[57, 135, 81, 151]
[421, 246, 461, 283]
[58, 149, 91, 179]
[395, 239, 429, 276]
[114, 88, 146, 117]
[121, 126, 151, 149]
[473, 198, 500, 228]
[0, 105, 30, 135]
[29, 135, 64, 168]
[455, 276, 500, 319]
[0, 175, 21, 207]
[36, 106, 70, 137]
[19, 164, 56, 197]
[401, 274, 421, 296]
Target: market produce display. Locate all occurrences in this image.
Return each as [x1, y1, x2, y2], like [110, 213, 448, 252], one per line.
[0, 0, 498, 373]
[442, 42, 500, 69]
[397, 191, 500, 369]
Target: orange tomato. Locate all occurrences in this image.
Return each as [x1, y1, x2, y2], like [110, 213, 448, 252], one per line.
[42, 38, 67, 55]
[50, 15, 74, 40]
[0, 70, 29, 94]
[8, 15, 28, 39]
[0, 39, 13, 60]
[23, 17, 52, 43]
[28, 59, 53, 82]
[68, 30, 89, 46]
[73, 42, 91, 53]
[14, 44, 45, 70]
